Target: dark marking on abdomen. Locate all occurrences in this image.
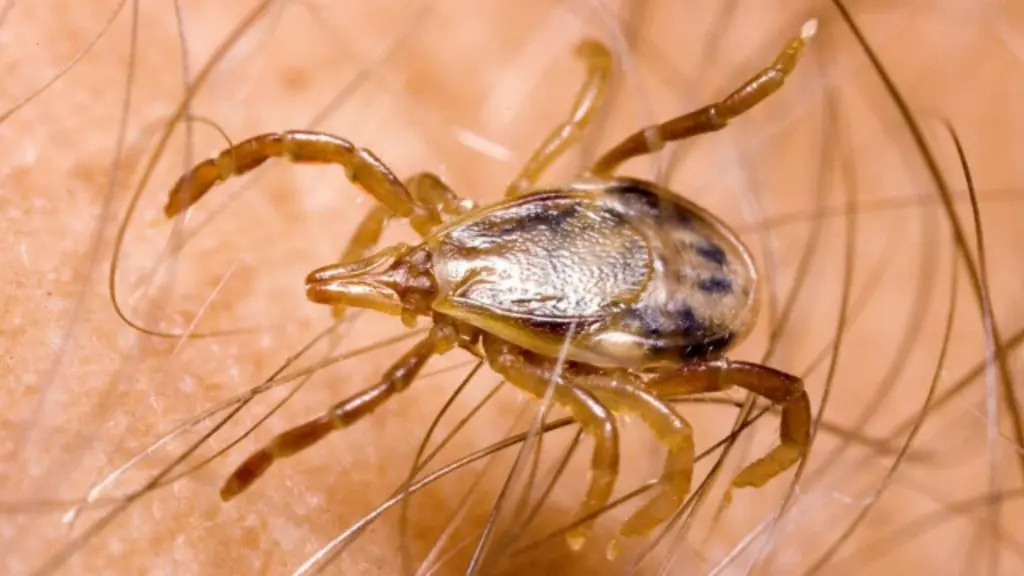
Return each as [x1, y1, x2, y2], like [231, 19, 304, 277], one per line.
[616, 298, 735, 363]
[698, 275, 733, 294]
[619, 302, 703, 339]
[695, 242, 727, 266]
[607, 182, 696, 229]
[638, 329, 734, 363]
[676, 332, 734, 361]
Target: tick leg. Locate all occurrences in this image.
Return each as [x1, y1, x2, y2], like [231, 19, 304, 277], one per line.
[327, 203, 391, 320]
[328, 172, 471, 319]
[163, 130, 442, 235]
[646, 359, 811, 490]
[220, 323, 457, 500]
[405, 171, 475, 217]
[482, 335, 619, 550]
[505, 39, 612, 197]
[571, 370, 694, 543]
[589, 20, 817, 176]
[334, 172, 469, 267]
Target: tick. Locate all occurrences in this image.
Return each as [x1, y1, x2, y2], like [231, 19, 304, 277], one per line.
[164, 20, 817, 551]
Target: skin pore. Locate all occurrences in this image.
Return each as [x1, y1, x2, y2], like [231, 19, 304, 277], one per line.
[3, 1, 1023, 574]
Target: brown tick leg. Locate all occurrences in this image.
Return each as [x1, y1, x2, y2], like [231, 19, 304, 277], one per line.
[505, 39, 612, 197]
[328, 172, 471, 319]
[589, 20, 817, 175]
[327, 203, 391, 320]
[570, 370, 694, 551]
[336, 204, 394, 266]
[219, 323, 458, 501]
[481, 335, 619, 551]
[333, 172, 469, 269]
[163, 130, 442, 235]
[405, 171, 475, 216]
[646, 359, 811, 490]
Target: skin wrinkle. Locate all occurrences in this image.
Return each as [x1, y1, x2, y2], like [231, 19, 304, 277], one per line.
[2, 1, 1022, 575]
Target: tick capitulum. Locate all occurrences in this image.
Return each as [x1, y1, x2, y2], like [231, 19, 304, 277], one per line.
[164, 19, 817, 553]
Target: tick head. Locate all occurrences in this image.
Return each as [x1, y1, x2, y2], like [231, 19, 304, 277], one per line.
[304, 243, 437, 320]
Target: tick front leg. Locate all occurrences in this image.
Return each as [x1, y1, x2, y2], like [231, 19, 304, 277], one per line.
[328, 172, 472, 319]
[589, 19, 817, 176]
[219, 323, 457, 500]
[646, 359, 811, 490]
[163, 130, 440, 235]
[482, 335, 619, 550]
[405, 171, 475, 217]
[505, 39, 611, 197]
[333, 172, 470, 270]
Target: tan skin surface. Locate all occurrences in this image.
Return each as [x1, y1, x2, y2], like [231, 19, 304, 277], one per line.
[3, 1, 1023, 575]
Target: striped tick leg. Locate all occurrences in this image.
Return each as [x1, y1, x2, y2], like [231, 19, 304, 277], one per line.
[505, 39, 612, 198]
[646, 359, 811, 491]
[219, 323, 458, 500]
[589, 19, 818, 176]
[569, 367, 695, 558]
[482, 334, 620, 551]
[164, 131, 457, 237]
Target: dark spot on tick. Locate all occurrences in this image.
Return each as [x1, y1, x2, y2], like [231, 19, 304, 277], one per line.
[644, 329, 734, 362]
[679, 332, 733, 360]
[621, 302, 708, 341]
[696, 242, 727, 266]
[698, 275, 732, 294]
[678, 306, 699, 333]
[610, 183, 693, 227]
[609, 184, 663, 216]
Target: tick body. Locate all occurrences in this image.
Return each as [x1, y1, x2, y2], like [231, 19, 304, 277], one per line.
[165, 20, 817, 552]
[426, 178, 758, 371]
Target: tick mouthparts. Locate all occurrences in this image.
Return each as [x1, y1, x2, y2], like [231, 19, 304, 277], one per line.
[306, 246, 406, 284]
[304, 246, 410, 315]
[305, 275, 406, 317]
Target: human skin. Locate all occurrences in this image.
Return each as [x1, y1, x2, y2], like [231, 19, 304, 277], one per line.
[3, 1, 1023, 575]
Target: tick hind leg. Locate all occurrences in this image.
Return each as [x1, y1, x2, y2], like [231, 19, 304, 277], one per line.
[570, 369, 695, 551]
[165, 131, 450, 237]
[505, 39, 612, 197]
[647, 359, 811, 490]
[482, 335, 619, 550]
[219, 323, 457, 500]
[589, 19, 817, 176]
